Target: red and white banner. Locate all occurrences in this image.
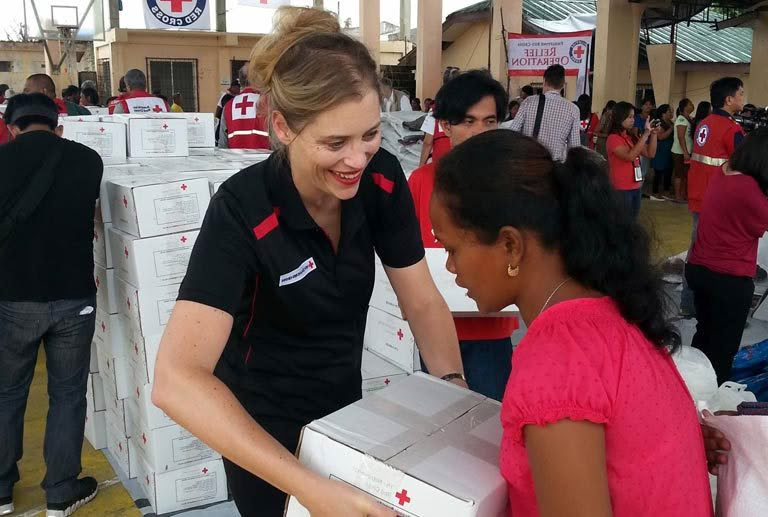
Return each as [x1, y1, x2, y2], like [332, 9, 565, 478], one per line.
[238, 0, 291, 7]
[507, 30, 592, 77]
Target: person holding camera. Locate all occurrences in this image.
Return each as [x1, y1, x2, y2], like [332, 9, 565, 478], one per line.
[687, 128, 768, 385]
[606, 101, 659, 219]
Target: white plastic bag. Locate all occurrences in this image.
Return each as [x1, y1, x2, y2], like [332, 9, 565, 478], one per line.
[672, 345, 718, 404]
[702, 412, 768, 517]
[707, 382, 758, 412]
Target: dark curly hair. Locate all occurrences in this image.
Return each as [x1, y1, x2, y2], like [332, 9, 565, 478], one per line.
[433, 129, 680, 352]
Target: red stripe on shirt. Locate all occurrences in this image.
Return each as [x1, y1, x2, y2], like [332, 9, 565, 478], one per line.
[252, 210, 279, 239]
[371, 173, 394, 194]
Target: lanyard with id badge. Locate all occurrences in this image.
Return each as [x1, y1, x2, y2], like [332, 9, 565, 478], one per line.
[623, 135, 643, 182]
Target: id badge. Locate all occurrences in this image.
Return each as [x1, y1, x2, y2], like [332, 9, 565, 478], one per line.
[633, 159, 643, 182]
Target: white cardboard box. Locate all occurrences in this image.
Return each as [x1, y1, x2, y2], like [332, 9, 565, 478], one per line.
[364, 307, 420, 374]
[371, 252, 518, 317]
[109, 227, 198, 288]
[175, 113, 215, 148]
[131, 381, 175, 430]
[93, 220, 113, 268]
[60, 114, 104, 123]
[134, 451, 227, 515]
[93, 309, 130, 360]
[118, 116, 189, 158]
[87, 372, 106, 412]
[90, 341, 99, 374]
[84, 407, 107, 451]
[285, 374, 506, 517]
[61, 120, 127, 165]
[103, 376, 132, 437]
[127, 399, 220, 473]
[129, 331, 162, 386]
[94, 264, 118, 315]
[107, 418, 138, 479]
[106, 176, 210, 238]
[361, 350, 409, 397]
[99, 354, 133, 401]
[115, 276, 180, 339]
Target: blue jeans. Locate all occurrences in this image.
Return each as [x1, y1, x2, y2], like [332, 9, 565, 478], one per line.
[0, 297, 96, 503]
[681, 212, 700, 315]
[460, 337, 514, 402]
[619, 189, 643, 220]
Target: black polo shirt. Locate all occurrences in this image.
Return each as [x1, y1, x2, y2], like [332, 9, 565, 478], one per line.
[178, 149, 424, 428]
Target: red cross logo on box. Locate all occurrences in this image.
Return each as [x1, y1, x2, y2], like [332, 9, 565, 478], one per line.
[180, 235, 187, 243]
[396, 329, 404, 341]
[118, 442, 123, 451]
[395, 489, 411, 506]
[162, 123, 169, 130]
[573, 45, 585, 59]
[384, 378, 391, 385]
[194, 117, 199, 122]
[99, 127, 105, 133]
[127, 298, 131, 309]
[152, 105, 164, 113]
[159, 0, 193, 13]
[122, 195, 128, 208]
[137, 387, 141, 398]
[142, 432, 147, 444]
[202, 467, 209, 474]
[101, 321, 106, 332]
[134, 343, 139, 355]
[180, 184, 188, 191]
[124, 247, 129, 258]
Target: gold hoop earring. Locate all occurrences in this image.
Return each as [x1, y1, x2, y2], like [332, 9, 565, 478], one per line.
[507, 264, 519, 277]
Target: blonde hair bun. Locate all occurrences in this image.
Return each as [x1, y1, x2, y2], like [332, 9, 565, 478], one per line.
[250, 7, 341, 88]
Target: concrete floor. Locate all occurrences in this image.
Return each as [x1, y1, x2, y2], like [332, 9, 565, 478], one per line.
[11, 198, 695, 516]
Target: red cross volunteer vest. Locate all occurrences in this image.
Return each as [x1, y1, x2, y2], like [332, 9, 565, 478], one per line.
[111, 91, 168, 115]
[688, 112, 744, 213]
[224, 88, 270, 150]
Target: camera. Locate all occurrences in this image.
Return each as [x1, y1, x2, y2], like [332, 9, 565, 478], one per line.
[734, 106, 768, 133]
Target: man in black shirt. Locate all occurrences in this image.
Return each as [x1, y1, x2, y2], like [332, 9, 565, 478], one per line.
[0, 93, 102, 516]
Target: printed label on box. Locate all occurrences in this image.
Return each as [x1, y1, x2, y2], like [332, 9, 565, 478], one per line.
[175, 472, 219, 504]
[153, 194, 201, 226]
[142, 129, 176, 153]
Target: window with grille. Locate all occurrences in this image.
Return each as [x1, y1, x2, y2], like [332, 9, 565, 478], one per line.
[231, 60, 247, 83]
[0, 61, 12, 72]
[146, 58, 199, 112]
[97, 58, 111, 104]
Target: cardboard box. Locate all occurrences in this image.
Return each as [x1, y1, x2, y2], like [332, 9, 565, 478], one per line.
[130, 416, 221, 473]
[97, 168, 160, 223]
[99, 354, 133, 401]
[115, 276, 180, 339]
[106, 418, 138, 479]
[364, 307, 420, 374]
[109, 228, 198, 289]
[61, 120, 127, 165]
[87, 372, 106, 412]
[285, 374, 506, 517]
[371, 252, 519, 317]
[106, 176, 210, 238]
[176, 113, 215, 148]
[94, 264, 118, 315]
[134, 452, 227, 515]
[93, 220, 113, 268]
[60, 114, 104, 122]
[119, 116, 189, 158]
[84, 407, 107, 450]
[129, 331, 162, 386]
[93, 309, 131, 360]
[361, 350, 409, 397]
[90, 341, 99, 373]
[103, 376, 133, 437]
[131, 381, 175, 431]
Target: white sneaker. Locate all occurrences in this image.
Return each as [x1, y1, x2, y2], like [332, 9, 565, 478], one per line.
[649, 195, 666, 201]
[0, 496, 13, 516]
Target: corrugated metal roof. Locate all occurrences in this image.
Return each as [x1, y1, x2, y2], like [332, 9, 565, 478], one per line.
[447, 0, 752, 64]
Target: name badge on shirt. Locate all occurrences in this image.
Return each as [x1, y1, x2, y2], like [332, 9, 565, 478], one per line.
[279, 257, 317, 287]
[633, 158, 643, 182]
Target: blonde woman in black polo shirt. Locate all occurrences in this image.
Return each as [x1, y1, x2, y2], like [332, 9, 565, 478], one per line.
[151, 7, 465, 517]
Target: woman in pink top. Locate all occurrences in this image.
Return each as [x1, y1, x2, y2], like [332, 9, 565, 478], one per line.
[429, 129, 716, 516]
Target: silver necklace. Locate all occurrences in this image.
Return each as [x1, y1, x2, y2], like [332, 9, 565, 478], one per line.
[538, 278, 571, 317]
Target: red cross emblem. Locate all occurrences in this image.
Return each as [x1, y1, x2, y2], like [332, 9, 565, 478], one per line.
[159, 0, 193, 13]
[580, 120, 589, 130]
[124, 247, 129, 258]
[395, 489, 411, 506]
[194, 117, 199, 122]
[162, 123, 168, 130]
[180, 184, 188, 191]
[99, 127, 105, 133]
[180, 235, 187, 243]
[142, 432, 147, 444]
[202, 467, 209, 474]
[118, 442, 123, 451]
[134, 343, 139, 355]
[122, 195, 128, 208]
[384, 378, 391, 385]
[396, 329, 404, 341]
[127, 298, 131, 309]
[152, 105, 164, 113]
[235, 98, 254, 116]
[101, 321, 106, 332]
[573, 45, 585, 59]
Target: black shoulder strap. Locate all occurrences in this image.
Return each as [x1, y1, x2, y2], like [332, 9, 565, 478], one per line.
[0, 141, 63, 245]
[532, 94, 546, 140]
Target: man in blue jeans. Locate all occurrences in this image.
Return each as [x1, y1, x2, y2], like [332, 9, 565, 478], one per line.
[0, 93, 103, 516]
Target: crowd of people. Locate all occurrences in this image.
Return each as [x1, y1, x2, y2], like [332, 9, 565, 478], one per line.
[2, 5, 764, 517]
